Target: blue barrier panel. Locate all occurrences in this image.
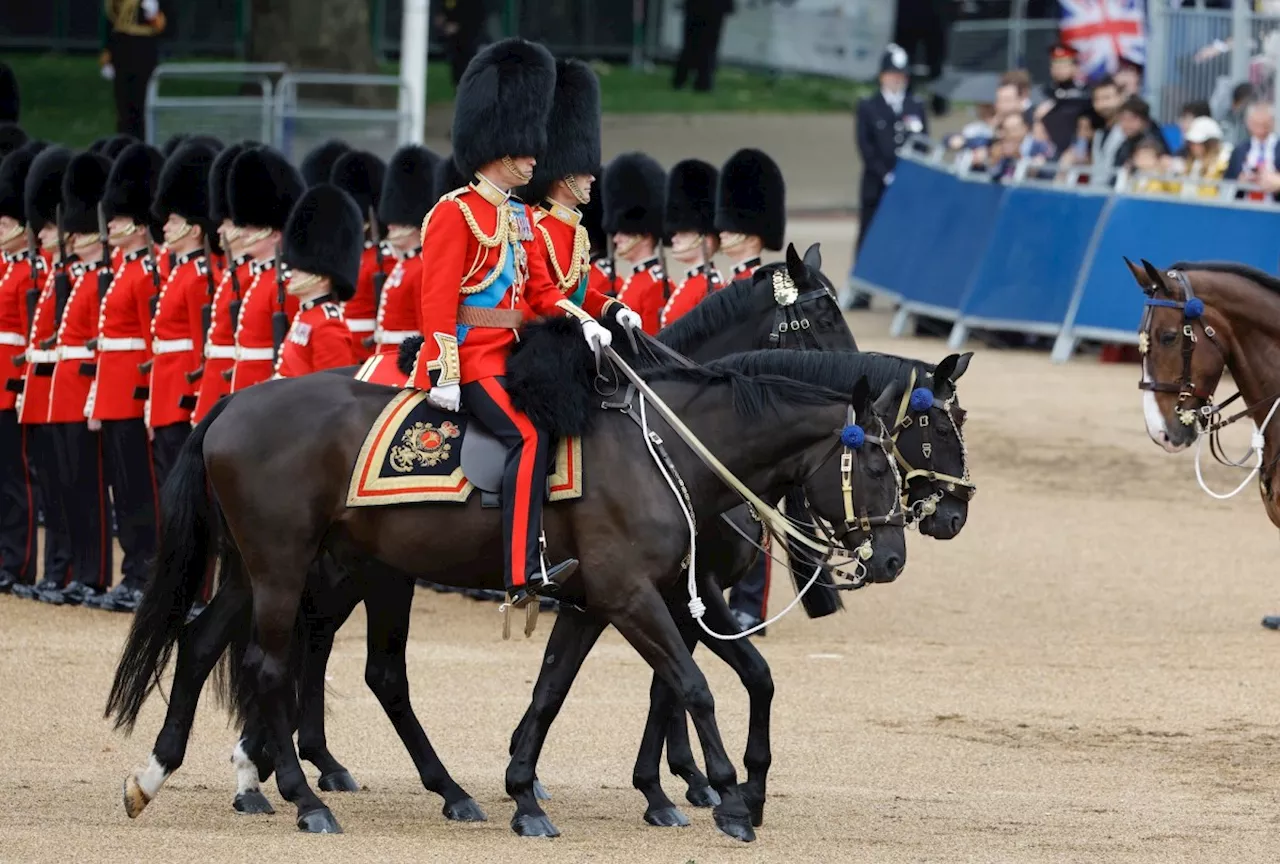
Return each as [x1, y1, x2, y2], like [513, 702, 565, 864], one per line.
[953, 185, 1109, 333]
[1066, 196, 1280, 340]
[898, 176, 1006, 315]
[852, 158, 957, 299]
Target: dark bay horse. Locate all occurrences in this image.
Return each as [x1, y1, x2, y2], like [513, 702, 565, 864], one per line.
[107, 331, 909, 840]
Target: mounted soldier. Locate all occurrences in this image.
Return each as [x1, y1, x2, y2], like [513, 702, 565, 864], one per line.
[658, 158, 722, 328]
[406, 38, 636, 609]
[604, 152, 667, 334]
[329, 149, 389, 362]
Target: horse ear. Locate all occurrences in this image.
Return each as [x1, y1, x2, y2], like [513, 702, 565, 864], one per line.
[1140, 258, 1166, 294]
[851, 375, 870, 411]
[802, 242, 823, 272]
[872, 381, 898, 420]
[785, 243, 806, 287]
[952, 352, 973, 380]
[932, 355, 958, 399]
[1124, 257, 1155, 295]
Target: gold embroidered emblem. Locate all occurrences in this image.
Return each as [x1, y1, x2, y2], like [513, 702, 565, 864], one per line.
[1138, 331, 1150, 355]
[389, 420, 462, 472]
[772, 270, 798, 306]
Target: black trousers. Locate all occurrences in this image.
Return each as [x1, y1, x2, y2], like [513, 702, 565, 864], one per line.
[26, 425, 72, 583]
[856, 190, 882, 257]
[49, 422, 111, 590]
[673, 10, 727, 92]
[102, 418, 158, 589]
[461, 377, 550, 591]
[893, 5, 949, 83]
[729, 552, 769, 621]
[151, 422, 190, 488]
[0, 410, 36, 584]
[110, 33, 158, 140]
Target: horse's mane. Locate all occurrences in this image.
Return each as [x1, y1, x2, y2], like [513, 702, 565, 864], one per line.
[656, 267, 772, 355]
[1173, 261, 1280, 295]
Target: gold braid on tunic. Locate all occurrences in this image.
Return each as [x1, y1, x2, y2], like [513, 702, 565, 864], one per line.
[535, 220, 589, 295]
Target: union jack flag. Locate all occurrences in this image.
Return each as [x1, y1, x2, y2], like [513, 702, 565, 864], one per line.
[1060, 0, 1147, 82]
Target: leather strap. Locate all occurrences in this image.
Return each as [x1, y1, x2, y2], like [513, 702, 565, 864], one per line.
[456, 306, 524, 329]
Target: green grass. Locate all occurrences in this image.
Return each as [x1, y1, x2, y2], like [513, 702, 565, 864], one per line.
[7, 52, 860, 148]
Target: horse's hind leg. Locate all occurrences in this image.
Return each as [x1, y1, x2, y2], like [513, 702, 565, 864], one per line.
[360, 571, 485, 822]
[123, 579, 251, 818]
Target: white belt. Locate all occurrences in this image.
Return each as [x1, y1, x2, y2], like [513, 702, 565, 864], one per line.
[57, 346, 93, 361]
[98, 337, 147, 352]
[346, 318, 376, 333]
[235, 346, 275, 362]
[375, 329, 420, 345]
[153, 338, 195, 354]
[26, 349, 56, 364]
[205, 343, 236, 360]
[0, 332, 26, 347]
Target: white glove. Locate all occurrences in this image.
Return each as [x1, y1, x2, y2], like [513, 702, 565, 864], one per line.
[141, 0, 159, 17]
[87, 418, 103, 432]
[614, 307, 642, 331]
[581, 319, 612, 351]
[884, 172, 895, 186]
[100, 63, 116, 82]
[427, 382, 461, 412]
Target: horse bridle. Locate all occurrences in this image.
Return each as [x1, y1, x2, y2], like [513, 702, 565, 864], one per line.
[1138, 269, 1228, 429]
[883, 370, 976, 521]
[767, 268, 840, 350]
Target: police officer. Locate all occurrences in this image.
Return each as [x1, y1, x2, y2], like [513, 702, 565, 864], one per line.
[850, 43, 928, 309]
[603, 152, 667, 334]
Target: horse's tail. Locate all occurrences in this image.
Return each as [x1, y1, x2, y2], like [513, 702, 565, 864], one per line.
[784, 488, 845, 619]
[105, 397, 231, 732]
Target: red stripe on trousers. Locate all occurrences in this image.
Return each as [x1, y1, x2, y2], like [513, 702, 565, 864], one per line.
[478, 377, 538, 587]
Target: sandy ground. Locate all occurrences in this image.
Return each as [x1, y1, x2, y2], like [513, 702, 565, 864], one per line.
[4, 224, 1280, 863]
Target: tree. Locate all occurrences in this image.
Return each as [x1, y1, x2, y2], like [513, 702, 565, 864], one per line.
[247, 0, 382, 107]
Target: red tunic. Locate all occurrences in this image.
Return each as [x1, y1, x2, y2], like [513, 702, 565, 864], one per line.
[531, 200, 621, 314]
[659, 264, 724, 330]
[148, 250, 209, 428]
[0, 251, 41, 411]
[193, 253, 251, 424]
[355, 248, 422, 387]
[728, 256, 762, 283]
[47, 261, 103, 424]
[343, 242, 391, 362]
[230, 257, 298, 393]
[274, 297, 356, 378]
[88, 248, 155, 421]
[411, 183, 616, 391]
[18, 264, 61, 425]
[587, 257, 618, 298]
[615, 257, 667, 336]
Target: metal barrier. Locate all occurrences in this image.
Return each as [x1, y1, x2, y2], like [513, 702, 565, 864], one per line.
[273, 73, 411, 165]
[144, 63, 287, 150]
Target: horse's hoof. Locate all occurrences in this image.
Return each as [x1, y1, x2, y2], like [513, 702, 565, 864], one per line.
[318, 770, 360, 793]
[233, 790, 275, 815]
[296, 807, 343, 834]
[511, 813, 561, 838]
[122, 774, 150, 819]
[442, 797, 487, 822]
[685, 784, 720, 808]
[532, 778, 551, 802]
[644, 805, 691, 828]
[713, 810, 756, 843]
[749, 800, 765, 828]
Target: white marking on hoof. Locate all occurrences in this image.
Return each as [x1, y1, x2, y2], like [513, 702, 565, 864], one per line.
[232, 739, 261, 795]
[124, 754, 168, 818]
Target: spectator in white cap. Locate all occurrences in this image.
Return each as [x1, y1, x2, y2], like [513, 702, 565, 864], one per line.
[1184, 116, 1229, 183]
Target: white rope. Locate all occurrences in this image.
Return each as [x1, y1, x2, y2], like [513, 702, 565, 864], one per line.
[1194, 397, 1280, 500]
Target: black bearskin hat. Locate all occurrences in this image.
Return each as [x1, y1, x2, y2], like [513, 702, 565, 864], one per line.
[282, 183, 363, 301]
[451, 38, 555, 177]
[208, 142, 247, 226]
[0, 123, 27, 161]
[102, 134, 139, 162]
[664, 158, 718, 237]
[161, 134, 189, 159]
[300, 139, 350, 188]
[0, 63, 17, 123]
[330, 149, 386, 224]
[61, 151, 112, 236]
[602, 152, 665, 238]
[228, 146, 304, 231]
[579, 164, 606, 255]
[379, 145, 439, 227]
[433, 154, 468, 202]
[715, 148, 786, 251]
[153, 142, 217, 230]
[523, 58, 601, 203]
[24, 145, 71, 231]
[104, 142, 163, 225]
[0, 140, 47, 223]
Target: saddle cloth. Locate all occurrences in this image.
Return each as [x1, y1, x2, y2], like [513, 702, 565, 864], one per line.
[347, 389, 583, 507]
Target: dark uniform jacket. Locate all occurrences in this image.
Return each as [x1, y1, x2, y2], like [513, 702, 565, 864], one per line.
[856, 91, 928, 206]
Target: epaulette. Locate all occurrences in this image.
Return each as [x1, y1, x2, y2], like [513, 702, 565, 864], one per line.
[69, 261, 86, 280]
[195, 258, 210, 276]
[321, 302, 342, 320]
[141, 256, 157, 274]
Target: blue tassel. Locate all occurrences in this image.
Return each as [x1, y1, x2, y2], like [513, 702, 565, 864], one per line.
[840, 424, 865, 449]
[1183, 297, 1205, 319]
[909, 387, 934, 412]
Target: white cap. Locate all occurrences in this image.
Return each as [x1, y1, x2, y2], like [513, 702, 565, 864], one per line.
[1185, 116, 1223, 144]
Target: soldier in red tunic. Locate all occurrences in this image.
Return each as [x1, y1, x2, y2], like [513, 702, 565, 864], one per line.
[715, 147, 786, 285]
[0, 141, 44, 593]
[658, 159, 722, 329]
[408, 39, 637, 609]
[227, 147, 304, 393]
[41, 151, 113, 605]
[273, 184, 361, 378]
[329, 149, 389, 362]
[354, 145, 439, 387]
[11, 146, 74, 600]
[602, 152, 668, 334]
[192, 142, 252, 424]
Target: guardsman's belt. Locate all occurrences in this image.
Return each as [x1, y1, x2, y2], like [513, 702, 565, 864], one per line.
[456, 306, 524, 329]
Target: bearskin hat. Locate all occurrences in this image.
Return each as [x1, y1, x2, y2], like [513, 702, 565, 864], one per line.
[228, 146, 305, 231]
[602, 152, 666, 238]
[379, 145, 439, 227]
[101, 134, 139, 162]
[208, 142, 248, 226]
[300, 139, 350, 188]
[161, 134, 189, 159]
[103, 142, 163, 225]
[0, 140, 47, 223]
[715, 148, 786, 251]
[330, 149, 386, 225]
[451, 38, 556, 177]
[153, 142, 217, 230]
[433, 154, 468, 202]
[61, 151, 112, 236]
[523, 58, 601, 204]
[0, 123, 27, 161]
[664, 159, 718, 238]
[579, 165, 606, 255]
[0, 63, 18, 124]
[24, 146, 71, 232]
[282, 184, 364, 301]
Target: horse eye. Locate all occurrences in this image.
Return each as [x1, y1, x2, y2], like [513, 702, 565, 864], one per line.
[1159, 330, 1177, 346]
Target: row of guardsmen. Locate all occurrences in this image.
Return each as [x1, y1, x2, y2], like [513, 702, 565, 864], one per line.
[0, 87, 786, 629]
